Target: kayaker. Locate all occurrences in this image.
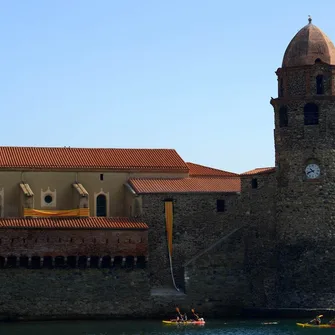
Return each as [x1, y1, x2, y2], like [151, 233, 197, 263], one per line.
[309, 315, 323, 325]
[191, 308, 200, 321]
[175, 307, 183, 322]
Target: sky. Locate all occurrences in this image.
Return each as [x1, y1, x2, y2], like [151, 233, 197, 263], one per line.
[1, 1, 335, 173]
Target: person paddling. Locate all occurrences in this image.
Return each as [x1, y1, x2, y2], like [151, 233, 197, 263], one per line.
[309, 314, 323, 325]
[175, 307, 184, 322]
[191, 308, 200, 321]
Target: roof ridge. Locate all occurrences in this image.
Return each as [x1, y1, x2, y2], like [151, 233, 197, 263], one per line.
[0, 146, 178, 150]
[0, 217, 148, 229]
[240, 166, 276, 176]
[186, 162, 239, 176]
[128, 177, 241, 194]
[0, 147, 188, 171]
[187, 162, 225, 171]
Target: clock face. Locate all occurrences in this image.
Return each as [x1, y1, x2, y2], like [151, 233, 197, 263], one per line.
[305, 163, 321, 179]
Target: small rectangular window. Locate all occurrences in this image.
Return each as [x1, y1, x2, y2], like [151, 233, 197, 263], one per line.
[100, 174, 104, 181]
[316, 75, 324, 95]
[251, 178, 258, 189]
[216, 199, 225, 212]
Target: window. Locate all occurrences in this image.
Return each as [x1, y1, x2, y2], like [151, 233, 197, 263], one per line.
[279, 106, 288, 127]
[96, 194, 107, 217]
[304, 103, 319, 125]
[100, 174, 104, 181]
[316, 75, 324, 95]
[216, 199, 225, 212]
[44, 195, 53, 204]
[251, 178, 258, 189]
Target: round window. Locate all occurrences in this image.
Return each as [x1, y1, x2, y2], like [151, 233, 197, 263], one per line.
[44, 195, 53, 204]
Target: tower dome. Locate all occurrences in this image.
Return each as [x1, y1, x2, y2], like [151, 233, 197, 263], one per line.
[282, 17, 335, 67]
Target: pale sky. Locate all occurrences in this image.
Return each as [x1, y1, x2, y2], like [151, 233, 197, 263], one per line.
[0, 0, 334, 173]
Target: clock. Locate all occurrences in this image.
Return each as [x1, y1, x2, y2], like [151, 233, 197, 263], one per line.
[305, 163, 321, 179]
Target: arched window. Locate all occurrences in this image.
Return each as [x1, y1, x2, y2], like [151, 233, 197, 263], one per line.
[96, 194, 107, 217]
[316, 75, 324, 94]
[304, 103, 319, 125]
[90, 255, 99, 268]
[31, 256, 41, 269]
[279, 106, 288, 127]
[101, 256, 111, 268]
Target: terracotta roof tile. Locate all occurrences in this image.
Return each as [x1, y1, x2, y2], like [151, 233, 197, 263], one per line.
[187, 162, 239, 177]
[240, 167, 276, 176]
[0, 217, 148, 229]
[0, 146, 188, 172]
[283, 22, 335, 67]
[128, 177, 241, 194]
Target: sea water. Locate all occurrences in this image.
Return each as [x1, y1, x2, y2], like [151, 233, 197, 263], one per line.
[0, 319, 326, 335]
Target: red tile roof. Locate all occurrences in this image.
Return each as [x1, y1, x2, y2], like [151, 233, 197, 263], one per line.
[0, 146, 189, 172]
[0, 217, 148, 229]
[240, 167, 276, 176]
[187, 162, 239, 177]
[128, 177, 241, 193]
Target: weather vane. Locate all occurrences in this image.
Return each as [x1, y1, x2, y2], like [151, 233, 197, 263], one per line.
[308, 15, 312, 24]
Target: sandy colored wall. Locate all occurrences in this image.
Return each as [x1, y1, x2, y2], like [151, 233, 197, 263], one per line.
[0, 170, 187, 217]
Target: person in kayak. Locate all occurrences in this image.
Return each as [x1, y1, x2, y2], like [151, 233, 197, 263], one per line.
[174, 307, 184, 322]
[191, 308, 200, 321]
[309, 315, 323, 325]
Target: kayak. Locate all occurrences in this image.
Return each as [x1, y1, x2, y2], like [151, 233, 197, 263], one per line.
[296, 323, 335, 328]
[162, 320, 205, 325]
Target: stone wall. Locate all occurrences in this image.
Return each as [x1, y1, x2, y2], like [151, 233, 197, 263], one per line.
[273, 62, 335, 308]
[183, 172, 277, 313]
[0, 268, 152, 319]
[140, 192, 241, 288]
[0, 229, 148, 259]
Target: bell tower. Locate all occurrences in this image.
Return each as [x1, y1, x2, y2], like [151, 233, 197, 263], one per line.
[271, 17, 335, 307]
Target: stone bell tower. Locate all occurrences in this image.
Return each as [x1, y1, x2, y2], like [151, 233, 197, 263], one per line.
[271, 17, 335, 308]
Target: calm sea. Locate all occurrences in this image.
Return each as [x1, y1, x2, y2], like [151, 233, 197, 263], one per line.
[0, 319, 328, 335]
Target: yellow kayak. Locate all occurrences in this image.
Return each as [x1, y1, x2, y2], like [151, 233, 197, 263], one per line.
[296, 323, 335, 328]
[162, 320, 205, 325]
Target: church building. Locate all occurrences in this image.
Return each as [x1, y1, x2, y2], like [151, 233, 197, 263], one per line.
[0, 17, 333, 319]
